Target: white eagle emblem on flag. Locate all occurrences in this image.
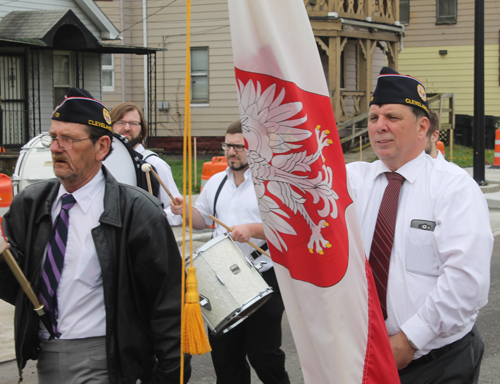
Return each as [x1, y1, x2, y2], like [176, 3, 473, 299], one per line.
[237, 79, 340, 255]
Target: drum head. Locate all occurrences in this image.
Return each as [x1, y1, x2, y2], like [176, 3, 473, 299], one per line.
[103, 133, 139, 187]
[12, 135, 54, 194]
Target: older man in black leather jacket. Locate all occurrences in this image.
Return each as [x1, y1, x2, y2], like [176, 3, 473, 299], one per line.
[0, 88, 189, 383]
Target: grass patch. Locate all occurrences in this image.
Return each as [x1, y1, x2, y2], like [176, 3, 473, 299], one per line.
[163, 158, 208, 195]
[445, 144, 494, 168]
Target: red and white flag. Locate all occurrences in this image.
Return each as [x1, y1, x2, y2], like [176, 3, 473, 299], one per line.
[228, 1, 400, 383]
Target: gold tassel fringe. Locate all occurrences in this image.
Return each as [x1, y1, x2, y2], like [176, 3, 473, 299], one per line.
[181, 267, 211, 355]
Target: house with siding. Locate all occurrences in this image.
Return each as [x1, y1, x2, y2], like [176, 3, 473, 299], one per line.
[0, 0, 154, 148]
[97, 0, 404, 153]
[97, 0, 239, 152]
[398, 0, 500, 119]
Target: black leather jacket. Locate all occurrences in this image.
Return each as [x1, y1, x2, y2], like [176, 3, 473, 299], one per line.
[0, 167, 188, 383]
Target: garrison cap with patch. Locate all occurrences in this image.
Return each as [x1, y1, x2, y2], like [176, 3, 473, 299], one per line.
[370, 67, 429, 117]
[51, 87, 113, 132]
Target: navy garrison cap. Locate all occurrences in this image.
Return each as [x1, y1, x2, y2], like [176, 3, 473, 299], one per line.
[51, 88, 113, 132]
[370, 67, 429, 117]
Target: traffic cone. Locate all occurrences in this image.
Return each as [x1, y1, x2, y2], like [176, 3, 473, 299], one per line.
[491, 129, 500, 168]
[436, 140, 445, 155]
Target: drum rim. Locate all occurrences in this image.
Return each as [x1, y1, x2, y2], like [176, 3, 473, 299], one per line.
[194, 233, 231, 255]
[207, 287, 273, 336]
[188, 233, 233, 265]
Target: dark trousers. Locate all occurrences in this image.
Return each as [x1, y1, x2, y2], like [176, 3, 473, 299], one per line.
[399, 325, 484, 384]
[208, 268, 290, 384]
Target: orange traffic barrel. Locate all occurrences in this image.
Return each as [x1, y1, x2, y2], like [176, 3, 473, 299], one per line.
[492, 130, 500, 168]
[201, 156, 227, 191]
[436, 140, 445, 155]
[0, 174, 13, 226]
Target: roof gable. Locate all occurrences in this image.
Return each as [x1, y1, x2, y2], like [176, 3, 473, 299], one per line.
[0, 9, 98, 49]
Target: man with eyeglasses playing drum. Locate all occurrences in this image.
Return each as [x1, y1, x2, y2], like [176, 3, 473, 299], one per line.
[0, 88, 189, 384]
[171, 120, 290, 384]
[111, 102, 182, 226]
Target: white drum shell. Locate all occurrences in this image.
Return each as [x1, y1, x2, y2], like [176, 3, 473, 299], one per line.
[189, 234, 272, 335]
[12, 134, 138, 195]
[12, 135, 55, 195]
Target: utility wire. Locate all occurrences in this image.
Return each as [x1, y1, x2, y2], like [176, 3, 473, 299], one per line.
[119, 0, 178, 35]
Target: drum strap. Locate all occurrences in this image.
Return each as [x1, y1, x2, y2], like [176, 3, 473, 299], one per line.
[250, 242, 268, 259]
[142, 149, 159, 161]
[212, 174, 268, 258]
[213, 174, 228, 219]
[135, 151, 161, 198]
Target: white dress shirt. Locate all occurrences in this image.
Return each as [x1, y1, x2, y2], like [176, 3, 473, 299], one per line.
[346, 151, 492, 359]
[136, 144, 182, 226]
[39, 170, 106, 340]
[195, 167, 272, 271]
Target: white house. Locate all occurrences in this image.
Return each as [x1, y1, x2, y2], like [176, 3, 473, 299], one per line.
[0, 0, 155, 148]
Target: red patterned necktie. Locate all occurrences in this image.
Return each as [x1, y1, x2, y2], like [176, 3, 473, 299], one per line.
[369, 172, 405, 320]
[39, 193, 76, 338]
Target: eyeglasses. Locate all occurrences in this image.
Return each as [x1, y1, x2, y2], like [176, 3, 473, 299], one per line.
[222, 143, 245, 152]
[40, 134, 92, 151]
[114, 120, 141, 127]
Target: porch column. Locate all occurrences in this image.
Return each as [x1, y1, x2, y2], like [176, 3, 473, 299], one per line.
[329, 36, 342, 121]
[357, 39, 376, 114]
[387, 41, 399, 70]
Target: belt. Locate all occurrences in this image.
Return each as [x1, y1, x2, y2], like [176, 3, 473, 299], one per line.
[405, 330, 473, 369]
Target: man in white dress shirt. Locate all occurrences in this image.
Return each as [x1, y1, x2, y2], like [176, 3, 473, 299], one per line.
[171, 121, 290, 384]
[346, 67, 492, 383]
[0, 89, 188, 383]
[111, 102, 182, 226]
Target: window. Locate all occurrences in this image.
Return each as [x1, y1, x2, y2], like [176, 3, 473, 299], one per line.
[53, 51, 73, 109]
[191, 47, 209, 104]
[400, 0, 410, 25]
[102, 53, 115, 92]
[436, 0, 457, 24]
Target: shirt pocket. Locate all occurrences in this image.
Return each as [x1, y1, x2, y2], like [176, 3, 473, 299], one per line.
[75, 244, 103, 288]
[405, 226, 439, 277]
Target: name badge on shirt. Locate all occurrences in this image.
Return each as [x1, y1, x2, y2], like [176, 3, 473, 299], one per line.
[410, 219, 436, 232]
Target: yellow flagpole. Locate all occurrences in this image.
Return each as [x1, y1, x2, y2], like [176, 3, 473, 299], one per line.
[180, 1, 211, 377]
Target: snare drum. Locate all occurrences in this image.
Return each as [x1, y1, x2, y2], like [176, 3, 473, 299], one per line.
[189, 234, 273, 336]
[12, 133, 140, 195]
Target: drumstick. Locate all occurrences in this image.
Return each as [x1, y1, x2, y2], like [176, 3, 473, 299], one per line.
[142, 163, 180, 205]
[141, 163, 154, 195]
[1, 249, 55, 337]
[208, 215, 271, 258]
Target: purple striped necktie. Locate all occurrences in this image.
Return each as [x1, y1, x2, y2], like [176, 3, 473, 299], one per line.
[39, 193, 76, 338]
[369, 172, 405, 320]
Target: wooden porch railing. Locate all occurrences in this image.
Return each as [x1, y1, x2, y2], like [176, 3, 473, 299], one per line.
[304, 0, 398, 24]
[339, 90, 365, 121]
[337, 93, 457, 161]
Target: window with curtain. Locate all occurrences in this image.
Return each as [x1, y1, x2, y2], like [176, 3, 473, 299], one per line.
[53, 51, 73, 109]
[102, 53, 115, 92]
[436, 0, 457, 24]
[191, 47, 209, 104]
